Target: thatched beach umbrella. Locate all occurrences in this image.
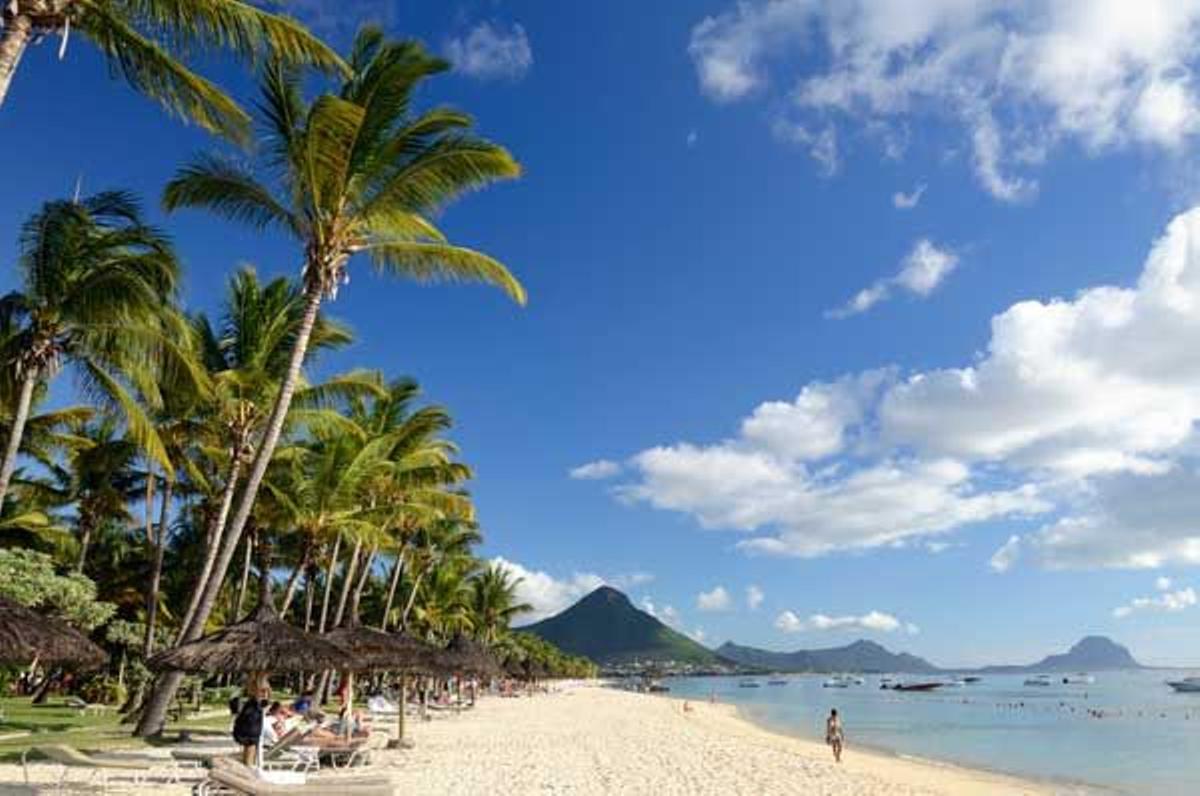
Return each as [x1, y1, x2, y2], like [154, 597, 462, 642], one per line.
[324, 616, 444, 746]
[439, 634, 501, 680]
[503, 656, 526, 680]
[148, 599, 359, 675]
[323, 617, 442, 674]
[0, 595, 107, 669]
[523, 658, 549, 682]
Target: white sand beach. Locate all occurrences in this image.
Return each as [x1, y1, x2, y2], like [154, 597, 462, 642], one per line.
[0, 683, 1078, 795]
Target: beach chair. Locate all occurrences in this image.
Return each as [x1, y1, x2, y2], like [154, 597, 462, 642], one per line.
[261, 728, 319, 773]
[24, 744, 199, 792]
[196, 757, 394, 795]
[63, 697, 108, 717]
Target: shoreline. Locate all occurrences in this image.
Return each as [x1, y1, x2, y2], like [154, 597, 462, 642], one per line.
[1, 683, 1100, 795]
[723, 699, 1114, 796]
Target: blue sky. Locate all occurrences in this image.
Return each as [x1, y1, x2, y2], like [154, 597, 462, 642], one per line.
[7, 1, 1200, 667]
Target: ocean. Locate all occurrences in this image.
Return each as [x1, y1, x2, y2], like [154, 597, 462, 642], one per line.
[668, 670, 1200, 795]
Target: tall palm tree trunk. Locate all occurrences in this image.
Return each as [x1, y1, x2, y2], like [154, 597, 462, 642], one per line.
[144, 477, 173, 657]
[332, 538, 363, 629]
[400, 565, 428, 629]
[279, 540, 310, 616]
[303, 567, 315, 632]
[136, 283, 322, 737]
[234, 531, 254, 618]
[317, 533, 341, 634]
[177, 455, 242, 637]
[0, 12, 32, 109]
[379, 550, 404, 631]
[350, 546, 376, 619]
[75, 513, 94, 573]
[0, 369, 37, 507]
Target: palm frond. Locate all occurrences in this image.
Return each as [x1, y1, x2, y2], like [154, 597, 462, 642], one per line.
[117, 0, 348, 74]
[366, 241, 526, 304]
[164, 154, 295, 232]
[79, 1, 253, 143]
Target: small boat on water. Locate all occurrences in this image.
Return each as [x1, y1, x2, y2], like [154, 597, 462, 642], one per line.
[1167, 677, 1200, 693]
[1024, 675, 1054, 687]
[963, 676, 982, 684]
[1062, 673, 1095, 685]
[823, 678, 849, 688]
[738, 679, 761, 688]
[893, 682, 942, 692]
[767, 678, 789, 686]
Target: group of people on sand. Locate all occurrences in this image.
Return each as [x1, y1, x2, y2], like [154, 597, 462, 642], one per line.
[231, 676, 374, 765]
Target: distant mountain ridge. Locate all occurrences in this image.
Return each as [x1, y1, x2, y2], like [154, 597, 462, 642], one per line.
[977, 636, 1142, 673]
[721, 635, 1142, 674]
[717, 639, 939, 674]
[522, 587, 1143, 674]
[522, 586, 725, 666]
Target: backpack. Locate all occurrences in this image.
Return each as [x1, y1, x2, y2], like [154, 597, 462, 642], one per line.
[232, 699, 263, 746]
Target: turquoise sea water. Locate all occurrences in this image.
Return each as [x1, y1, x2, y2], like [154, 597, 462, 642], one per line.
[668, 671, 1200, 795]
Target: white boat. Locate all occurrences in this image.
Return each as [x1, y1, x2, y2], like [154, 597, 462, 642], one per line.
[822, 678, 849, 688]
[1062, 673, 1095, 685]
[1024, 674, 1053, 687]
[1167, 676, 1200, 693]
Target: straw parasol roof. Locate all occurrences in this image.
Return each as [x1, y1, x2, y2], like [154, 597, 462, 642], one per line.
[503, 656, 526, 679]
[323, 616, 444, 674]
[148, 600, 361, 674]
[438, 634, 501, 679]
[523, 658, 550, 681]
[0, 596, 107, 668]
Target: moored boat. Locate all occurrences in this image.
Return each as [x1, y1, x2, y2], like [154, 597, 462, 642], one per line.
[737, 679, 761, 688]
[1024, 674, 1053, 687]
[1167, 677, 1200, 693]
[894, 682, 942, 692]
[1062, 673, 1095, 684]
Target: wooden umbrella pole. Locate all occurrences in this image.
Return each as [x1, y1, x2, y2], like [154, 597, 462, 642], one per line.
[397, 672, 406, 745]
[343, 670, 354, 740]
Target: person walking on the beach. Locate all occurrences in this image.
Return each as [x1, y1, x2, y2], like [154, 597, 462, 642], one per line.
[826, 709, 844, 763]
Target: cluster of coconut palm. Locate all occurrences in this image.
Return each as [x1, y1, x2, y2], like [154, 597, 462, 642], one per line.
[0, 2, 595, 738]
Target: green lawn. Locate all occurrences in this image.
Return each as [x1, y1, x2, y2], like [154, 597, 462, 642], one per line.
[0, 698, 232, 761]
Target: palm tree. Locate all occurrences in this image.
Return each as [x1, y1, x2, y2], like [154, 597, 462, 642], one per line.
[40, 415, 143, 572]
[139, 28, 524, 734]
[471, 563, 531, 645]
[173, 267, 354, 636]
[0, 191, 193, 508]
[0, 0, 344, 141]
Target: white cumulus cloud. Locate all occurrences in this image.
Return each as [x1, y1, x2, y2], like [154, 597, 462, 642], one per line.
[494, 558, 652, 624]
[893, 183, 927, 209]
[446, 21, 533, 81]
[775, 609, 917, 634]
[688, 0, 1200, 200]
[1113, 582, 1197, 619]
[830, 239, 959, 318]
[569, 459, 622, 480]
[746, 584, 765, 610]
[640, 597, 682, 628]
[590, 204, 1200, 568]
[990, 535, 1022, 573]
[697, 586, 733, 612]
